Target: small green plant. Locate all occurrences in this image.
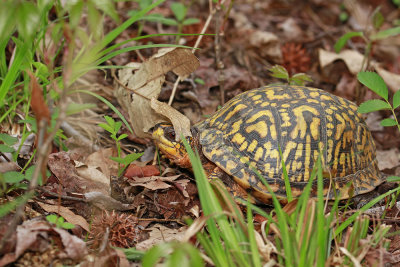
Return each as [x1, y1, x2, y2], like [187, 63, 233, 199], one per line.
[268, 65, 313, 86]
[1, 165, 50, 195]
[356, 71, 400, 183]
[0, 133, 18, 160]
[357, 71, 400, 130]
[98, 115, 128, 158]
[46, 214, 75, 229]
[98, 116, 143, 176]
[334, 7, 400, 70]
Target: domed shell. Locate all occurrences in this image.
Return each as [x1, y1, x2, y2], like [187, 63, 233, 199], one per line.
[195, 85, 384, 202]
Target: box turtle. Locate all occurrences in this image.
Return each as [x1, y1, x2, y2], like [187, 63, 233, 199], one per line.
[152, 85, 385, 203]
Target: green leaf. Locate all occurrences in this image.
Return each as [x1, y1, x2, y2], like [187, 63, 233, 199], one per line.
[0, 144, 14, 153]
[358, 99, 391, 113]
[387, 176, 400, 182]
[0, 133, 18, 145]
[66, 103, 97, 116]
[33, 62, 49, 78]
[139, 0, 154, 9]
[372, 7, 384, 30]
[114, 121, 122, 133]
[3, 171, 25, 183]
[393, 90, 400, 109]
[371, 26, 400, 40]
[290, 73, 313, 86]
[339, 12, 348, 22]
[142, 14, 178, 26]
[25, 166, 49, 185]
[120, 247, 145, 261]
[46, 214, 58, 224]
[87, 0, 102, 40]
[98, 123, 114, 134]
[16, 2, 40, 41]
[61, 222, 75, 229]
[116, 134, 128, 141]
[357, 72, 388, 100]
[104, 115, 115, 127]
[194, 78, 205, 85]
[0, 2, 16, 43]
[91, 0, 119, 23]
[171, 2, 186, 22]
[110, 152, 143, 165]
[380, 118, 397, 127]
[268, 65, 289, 80]
[183, 18, 200, 26]
[66, 0, 84, 29]
[0, 192, 34, 217]
[334, 31, 364, 53]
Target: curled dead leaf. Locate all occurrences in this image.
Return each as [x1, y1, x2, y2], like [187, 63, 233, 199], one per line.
[115, 48, 199, 138]
[150, 98, 192, 139]
[319, 49, 400, 92]
[124, 164, 160, 178]
[36, 202, 90, 231]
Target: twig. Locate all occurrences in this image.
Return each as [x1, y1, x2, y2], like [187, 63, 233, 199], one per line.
[61, 121, 100, 151]
[214, 2, 225, 105]
[138, 217, 185, 226]
[167, 0, 228, 106]
[36, 187, 88, 203]
[111, 68, 151, 100]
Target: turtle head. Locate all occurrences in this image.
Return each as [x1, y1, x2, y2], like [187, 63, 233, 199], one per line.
[152, 123, 195, 169]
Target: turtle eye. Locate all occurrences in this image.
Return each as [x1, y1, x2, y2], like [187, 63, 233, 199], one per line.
[165, 127, 176, 142]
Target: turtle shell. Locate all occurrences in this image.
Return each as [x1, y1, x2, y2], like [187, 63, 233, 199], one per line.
[195, 85, 384, 202]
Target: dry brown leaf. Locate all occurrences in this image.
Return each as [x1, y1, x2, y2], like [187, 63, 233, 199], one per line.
[84, 148, 119, 178]
[125, 164, 160, 178]
[36, 202, 90, 231]
[53, 227, 88, 260]
[116, 62, 166, 138]
[375, 66, 400, 93]
[150, 98, 192, 139]
[249, 30, 282, 62]
[128, 175, 181, 190]
[319, 49, 400, 92]
[376, 148, 400, 170]
[135, 224, 187, 251]
[0, 162, 20, 173]
[75, 161, 110, 187]
[115, 48, 199, 138]
[48, 151, 110, 195]
[182, 215, 208, 242]
[15, 219, 87, 260]
[319, 49, 364, 74]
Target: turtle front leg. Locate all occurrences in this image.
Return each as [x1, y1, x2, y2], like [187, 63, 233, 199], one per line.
[208, 166, 257, 204]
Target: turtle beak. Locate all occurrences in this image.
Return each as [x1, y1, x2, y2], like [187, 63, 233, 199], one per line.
[152, 123, 184, 161]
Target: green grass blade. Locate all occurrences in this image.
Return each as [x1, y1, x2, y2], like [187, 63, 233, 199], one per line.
[316, 155, 327, 265]
[247, 204, 261, 267]
[0, 42, 31, 108]
[334, 186, 400, 237]
[70, 89, 133, 134]
[278, 146, 292, 202]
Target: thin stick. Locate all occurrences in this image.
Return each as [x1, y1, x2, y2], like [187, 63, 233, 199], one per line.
[167, 0, 227, 106]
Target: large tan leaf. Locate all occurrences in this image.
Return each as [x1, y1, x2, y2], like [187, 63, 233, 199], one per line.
[115, 48, 199, 138]
[319, 49, 400, 92]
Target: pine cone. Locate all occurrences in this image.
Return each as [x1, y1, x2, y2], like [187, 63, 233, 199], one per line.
[89, 211, 140, 248]
[281, 43, 311, 75]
